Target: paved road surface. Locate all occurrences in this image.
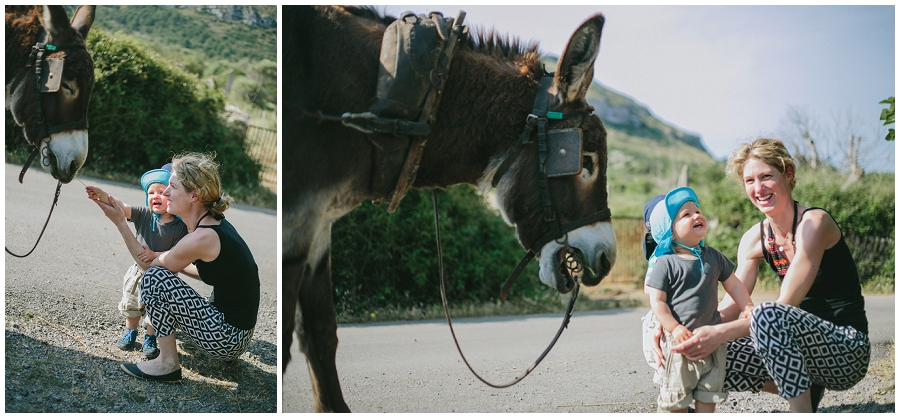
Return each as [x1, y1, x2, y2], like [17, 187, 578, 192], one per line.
[283, 294, 894, 412]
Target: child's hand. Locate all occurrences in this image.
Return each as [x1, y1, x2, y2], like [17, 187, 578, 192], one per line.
[672, 324, 693, 345]
[137, 246, 158, 264]
[85, 186, 111, 205]
[740, 305, 755, 320]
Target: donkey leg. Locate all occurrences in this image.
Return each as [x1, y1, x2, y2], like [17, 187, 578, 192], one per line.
[282, 253, 305, 372]
[297, 247, 349, 412]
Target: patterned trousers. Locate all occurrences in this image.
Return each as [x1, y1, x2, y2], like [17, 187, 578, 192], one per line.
[141, 266, 255, 361]
[726, 301, 870, 399]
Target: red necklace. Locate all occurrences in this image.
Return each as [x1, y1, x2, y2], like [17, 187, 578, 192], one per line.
[766, 201, 798, 276]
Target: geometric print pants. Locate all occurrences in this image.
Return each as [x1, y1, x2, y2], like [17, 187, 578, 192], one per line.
[725, 301, 870, 399]
[141, 266, 255, 361]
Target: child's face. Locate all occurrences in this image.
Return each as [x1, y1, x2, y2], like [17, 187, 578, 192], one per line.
[147, 182, 169, 215]
[671, 201, 706, 247]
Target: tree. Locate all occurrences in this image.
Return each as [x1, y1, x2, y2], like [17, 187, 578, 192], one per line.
[784, 106, 822, 170]
[781, 105, 891, 180]
[880, 97, 894, 141]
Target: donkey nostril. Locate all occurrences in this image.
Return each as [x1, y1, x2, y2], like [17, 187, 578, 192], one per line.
[599, 253, 611, 276]
[70, 160, 79, 173]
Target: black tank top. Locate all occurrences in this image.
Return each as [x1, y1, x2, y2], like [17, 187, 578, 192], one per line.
[760, 207, 868, 334]
[195, 219, 260, 330]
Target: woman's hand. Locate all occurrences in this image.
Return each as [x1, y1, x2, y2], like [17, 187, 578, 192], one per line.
[93, 194, 127, 224]
[671, 324, 723, 361]
[137, 246, 158, 264]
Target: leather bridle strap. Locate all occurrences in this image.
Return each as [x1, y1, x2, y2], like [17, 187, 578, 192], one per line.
[432, 190, 578, 388]
[5, 181, 62, 258]
[19, 41, 90, 184]
[498, 207, 611, 300]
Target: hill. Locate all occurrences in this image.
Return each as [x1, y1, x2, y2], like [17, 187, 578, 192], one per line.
[542, 56, 717, 216]
[65, 5, 276, 63]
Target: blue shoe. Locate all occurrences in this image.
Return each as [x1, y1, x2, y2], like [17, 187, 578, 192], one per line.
[116, 329, 138, 350]
[142, 334, 160, 359]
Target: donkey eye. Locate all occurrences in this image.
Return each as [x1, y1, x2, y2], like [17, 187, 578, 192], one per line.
[582, 156, 593, 174]
[61, 82, 74, 94]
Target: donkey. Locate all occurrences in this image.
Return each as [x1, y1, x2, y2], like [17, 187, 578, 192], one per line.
[284, 6, 617, 412]
[6, 6, 95, 184]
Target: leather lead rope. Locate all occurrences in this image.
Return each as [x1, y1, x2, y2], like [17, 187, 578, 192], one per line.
[432, 189, 578, 388]
[6, 181, 62, 258]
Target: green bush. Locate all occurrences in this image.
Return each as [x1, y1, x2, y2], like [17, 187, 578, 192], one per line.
[703, 165, 894, 287]
[331, 186, 545, 319]
[6, 29, 263, 193]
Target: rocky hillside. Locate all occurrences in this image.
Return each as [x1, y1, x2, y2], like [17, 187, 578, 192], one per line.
[184, 5, 277, 29]
[543, 56, 708, 154]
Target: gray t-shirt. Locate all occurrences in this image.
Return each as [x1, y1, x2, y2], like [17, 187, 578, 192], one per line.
[645, 247, 735, 330]
[129, 205, 188, 252]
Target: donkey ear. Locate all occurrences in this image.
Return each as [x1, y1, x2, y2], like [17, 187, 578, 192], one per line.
[40, 6, 74, 39]
[554, 14, 604, 103]
[70, 6, 96, 40]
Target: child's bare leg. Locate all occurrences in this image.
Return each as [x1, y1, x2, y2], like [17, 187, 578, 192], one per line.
[694, 401, 715, 413]
[146, 322, 156, 335]
[125, 315, 140, 330]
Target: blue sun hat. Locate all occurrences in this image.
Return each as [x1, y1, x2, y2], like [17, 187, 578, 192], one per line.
[140, 163, 174, 231]
[649, 187, 706, 270]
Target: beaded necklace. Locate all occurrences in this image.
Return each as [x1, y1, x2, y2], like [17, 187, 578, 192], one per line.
[766, 201, 798, 276]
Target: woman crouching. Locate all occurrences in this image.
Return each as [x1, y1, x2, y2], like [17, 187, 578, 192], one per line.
[103, 152, 260, 382]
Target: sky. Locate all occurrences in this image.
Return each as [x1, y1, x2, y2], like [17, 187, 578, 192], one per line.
[382, 5, 896, 173]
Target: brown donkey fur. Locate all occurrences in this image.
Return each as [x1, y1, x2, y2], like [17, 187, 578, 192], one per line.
[284, 6, 616, 411]
[6, 5, 95, 183]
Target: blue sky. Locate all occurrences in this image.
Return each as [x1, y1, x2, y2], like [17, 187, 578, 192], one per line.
[382, 5, 895, 173]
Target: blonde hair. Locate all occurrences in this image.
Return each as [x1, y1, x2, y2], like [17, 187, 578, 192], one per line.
[171, 151, 233, 217]
[726, 138, 797, 190]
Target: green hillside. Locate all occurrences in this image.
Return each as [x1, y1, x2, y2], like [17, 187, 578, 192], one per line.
[541, 56, 717, 216]
[66, 5, 276, 63]
[64, 5, 277, 119]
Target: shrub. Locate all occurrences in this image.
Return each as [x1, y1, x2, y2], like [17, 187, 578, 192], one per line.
[6, 29, 263, 192]
[331, 186, 545, 318]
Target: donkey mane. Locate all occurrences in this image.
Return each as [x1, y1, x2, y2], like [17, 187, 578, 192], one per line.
[5, 6, 43, 81]
[346, 6, 544, 74]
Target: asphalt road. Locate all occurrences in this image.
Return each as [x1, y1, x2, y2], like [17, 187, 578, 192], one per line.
[4, 162, 277, 367]
[283, 294, 894, 412]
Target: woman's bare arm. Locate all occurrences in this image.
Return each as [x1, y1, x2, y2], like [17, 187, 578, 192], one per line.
[93, 196, 149, 269]
[776, 210, 838, 306]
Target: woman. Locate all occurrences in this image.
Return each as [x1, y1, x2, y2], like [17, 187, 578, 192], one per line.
[95, 152, 260, 382]
[654, 138, 870, 412]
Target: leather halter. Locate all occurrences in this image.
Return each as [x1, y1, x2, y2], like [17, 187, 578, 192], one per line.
[491, 74, 612, 299]
[431, 73, 611, 388]
[18, 37, 90, 184]
[6, 34, 85, 257]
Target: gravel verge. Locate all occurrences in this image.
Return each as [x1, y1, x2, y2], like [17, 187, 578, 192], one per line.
[5, 287, 277, 413]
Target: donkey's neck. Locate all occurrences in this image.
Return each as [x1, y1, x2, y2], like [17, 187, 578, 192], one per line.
[5, 7, 43, 84]
[412, 50, 541, 190]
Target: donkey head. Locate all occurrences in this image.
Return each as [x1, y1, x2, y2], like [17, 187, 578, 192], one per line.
[491, 15, 617, 293]
[7, 6, 95, 184]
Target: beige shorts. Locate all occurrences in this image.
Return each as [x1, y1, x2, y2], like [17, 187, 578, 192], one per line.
[657, 331, 728, 411]
[117, 263, 145, 318]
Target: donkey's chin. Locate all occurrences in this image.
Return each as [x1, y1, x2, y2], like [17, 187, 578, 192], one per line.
[537, 221, 618, 293]
[41, 130, 88, 184]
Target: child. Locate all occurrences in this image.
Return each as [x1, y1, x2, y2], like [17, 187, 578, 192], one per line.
[86, 164, 188, 359]
[644, 187, 754, 413]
